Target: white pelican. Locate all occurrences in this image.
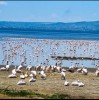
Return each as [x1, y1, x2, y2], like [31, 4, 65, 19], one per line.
[61, 68, 66, 72]
[0, 67, 6, 71]
[6, 64, 10, 71]
[56, 66, 61, 72]
[40, 70, 46, 80]
[8, 67, 17, 78]
[29, 73, 33, 77]
[26, 65, 32, 71]
[51, 65, 56, 72]
[41, 66, 46, 71]
[64, 80, 70, 86]
[16, 69, 22, 73]
[20, 72, 25, 79]
[17, 80, 26, 85]
[97, 67, 99, 71]
[71, 80, 80, 86]
[77, 68, 82, 73]
[24, 72, 29, 78]
[35, 64, 41, 71]
[31, 70, 37, 78]
[61, 71, 66, 80]
[15, 65, 22, 73]
[78, 82, 85, 87]
[71, 80, 85, 87]
[67, 65, 77, 73]
[82, 68, 88, 75]
[29, 75, 36, 82]
[8, 74, 17, 78]
[29, 77, 36, 82]
[12, 68, 16, 75]
[18, 64, 23, 70]
[95, 70, 99, 77]
[45, 66, 51, 72]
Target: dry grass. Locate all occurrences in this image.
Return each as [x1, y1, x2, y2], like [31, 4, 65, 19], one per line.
[0, 68, 99, 99]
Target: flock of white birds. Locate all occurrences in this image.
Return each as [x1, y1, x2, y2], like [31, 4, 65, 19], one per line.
[0, 63, 99, 87]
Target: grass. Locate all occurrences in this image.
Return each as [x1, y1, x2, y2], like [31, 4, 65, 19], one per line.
[0, 88, 72, 99]
[0, 88, 31, 97]
[49, 93, 71, 99]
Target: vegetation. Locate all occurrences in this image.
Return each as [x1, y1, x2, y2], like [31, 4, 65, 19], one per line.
[0, 88, 72, 99]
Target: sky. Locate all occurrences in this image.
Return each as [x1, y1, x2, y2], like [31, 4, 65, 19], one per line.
[0, 1, 99, 22]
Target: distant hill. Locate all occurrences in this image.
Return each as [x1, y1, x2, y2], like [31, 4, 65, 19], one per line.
[0, 21, 99, 33]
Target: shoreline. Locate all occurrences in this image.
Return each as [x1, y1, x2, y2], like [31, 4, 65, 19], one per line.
[0, 65, 96, 72]
[1, 37, 99, 42]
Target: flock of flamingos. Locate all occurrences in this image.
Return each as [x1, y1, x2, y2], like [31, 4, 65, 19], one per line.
[0, 38, 99, 87]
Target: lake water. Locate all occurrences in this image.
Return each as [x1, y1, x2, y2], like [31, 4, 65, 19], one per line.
[0, 30, 99, 68]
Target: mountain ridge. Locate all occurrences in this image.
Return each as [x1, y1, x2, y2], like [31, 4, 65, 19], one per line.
[0, 21, 99, 33]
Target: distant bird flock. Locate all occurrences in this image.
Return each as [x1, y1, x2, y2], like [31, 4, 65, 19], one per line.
[0, 38, 99, 86]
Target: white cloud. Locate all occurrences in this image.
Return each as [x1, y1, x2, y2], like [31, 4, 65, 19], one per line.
[0, 1, 7, 6]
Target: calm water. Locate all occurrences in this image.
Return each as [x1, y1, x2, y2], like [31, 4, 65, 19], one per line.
[0, 30, 99, 68]
[0, 30, 99, 40]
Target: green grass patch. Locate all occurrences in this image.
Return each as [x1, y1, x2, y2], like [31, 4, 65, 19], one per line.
[49, 93, 71, 99]
[0, 88, 84, 99]
[0, 88, 32, 97]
